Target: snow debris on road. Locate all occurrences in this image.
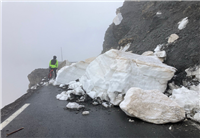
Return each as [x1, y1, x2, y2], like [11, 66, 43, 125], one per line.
[129, 119, 134, 123]
[120, 87, 185, 124]
[102, 102, 112, 108]
[56, 91, 71, 101]
[66, 102, 85, 109]
[82, 111, 90, 115]
[53, 49, 200, 124]
[59, 84, 65, 87]
[178, 17, 188, 30]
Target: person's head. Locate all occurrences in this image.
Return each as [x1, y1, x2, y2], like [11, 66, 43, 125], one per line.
[53, 56, 57, 59]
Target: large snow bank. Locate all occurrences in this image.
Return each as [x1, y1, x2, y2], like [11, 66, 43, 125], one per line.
[80, 49, 176, 105]
[54, 61, 90, 85]
[120, 87, 185, 124]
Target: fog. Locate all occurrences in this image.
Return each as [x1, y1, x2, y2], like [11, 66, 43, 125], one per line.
[1, 1, 123, 108]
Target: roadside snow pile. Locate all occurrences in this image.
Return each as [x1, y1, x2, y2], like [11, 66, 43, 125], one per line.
[120, 87, 185, 124]
[66, 102, 85, 109]
[80, 49, 176, 105]
[53, 61, 91, 85]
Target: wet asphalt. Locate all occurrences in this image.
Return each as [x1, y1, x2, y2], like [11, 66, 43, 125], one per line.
[1, 85, 200, 138]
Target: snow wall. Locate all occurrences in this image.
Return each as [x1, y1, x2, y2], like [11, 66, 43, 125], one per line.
[80, 49, 176, 105]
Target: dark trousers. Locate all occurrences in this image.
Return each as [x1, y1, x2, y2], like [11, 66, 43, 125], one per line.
[49, 68, 57, 79]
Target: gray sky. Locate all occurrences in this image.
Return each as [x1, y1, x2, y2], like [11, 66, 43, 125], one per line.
[1, 1, 124, 108]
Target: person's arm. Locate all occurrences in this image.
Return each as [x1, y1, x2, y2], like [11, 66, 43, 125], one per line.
[56, 60, 58, 68]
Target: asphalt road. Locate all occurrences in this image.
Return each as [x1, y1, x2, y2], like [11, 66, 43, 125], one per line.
[1, 85, 200, 138]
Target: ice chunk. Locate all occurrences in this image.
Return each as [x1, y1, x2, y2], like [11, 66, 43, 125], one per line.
[113, 12, 123, 25]
[82, 111, 90, 115]
[102, 102, 110, 108]
[185, 65, 200, 80]
[193, 112, 200, 123]
[66, 102, 85, 109]
[56, 91, 70, 100]
[59, 84, 65, 87]
[154, 44, 163, 52]
[170, 87, 200, 113]
[142, 51, 154, 56]
[120, 87, 185, 124]
[49, 79, 55, 85]
[178, 17, 188, 30]
[120, 43, 131, 52]
[54, 61, 90, 85]
[129, 119, 134, 122]
[80, 49, 176, 105]
[68, 81, 82, 89]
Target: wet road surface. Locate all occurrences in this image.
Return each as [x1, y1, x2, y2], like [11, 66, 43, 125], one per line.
[1, 85, 200, 138]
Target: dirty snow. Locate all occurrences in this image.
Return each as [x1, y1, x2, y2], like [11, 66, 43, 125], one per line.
[168, 34, 179, 43]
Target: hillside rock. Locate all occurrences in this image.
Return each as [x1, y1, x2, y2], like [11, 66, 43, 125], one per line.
[102, 1, 200, 82]
[27, 68, 49, 89]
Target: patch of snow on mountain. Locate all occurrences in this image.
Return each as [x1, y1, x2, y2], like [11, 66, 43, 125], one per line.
[113, 12, 123, 25]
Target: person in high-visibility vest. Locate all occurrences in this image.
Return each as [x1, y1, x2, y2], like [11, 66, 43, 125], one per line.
[49, 56, 58, 79]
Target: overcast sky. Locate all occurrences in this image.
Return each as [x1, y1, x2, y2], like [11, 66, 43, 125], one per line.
[1, 1, 124, 108]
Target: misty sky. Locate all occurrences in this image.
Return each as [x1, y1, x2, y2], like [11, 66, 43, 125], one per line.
[1, 1, 124, 108]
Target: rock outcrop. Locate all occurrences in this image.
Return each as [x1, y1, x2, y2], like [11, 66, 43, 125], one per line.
[102, 1, 200, 84]
[27, 68, 49, 89]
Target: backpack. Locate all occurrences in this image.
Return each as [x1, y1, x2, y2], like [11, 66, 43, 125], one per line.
[51, 59, 56, 65]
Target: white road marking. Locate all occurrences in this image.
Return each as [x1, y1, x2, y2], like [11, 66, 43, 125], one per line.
[0, 103, 30, 130]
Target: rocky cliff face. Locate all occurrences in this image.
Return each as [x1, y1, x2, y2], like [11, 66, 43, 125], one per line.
[102, 1, 200, 81]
